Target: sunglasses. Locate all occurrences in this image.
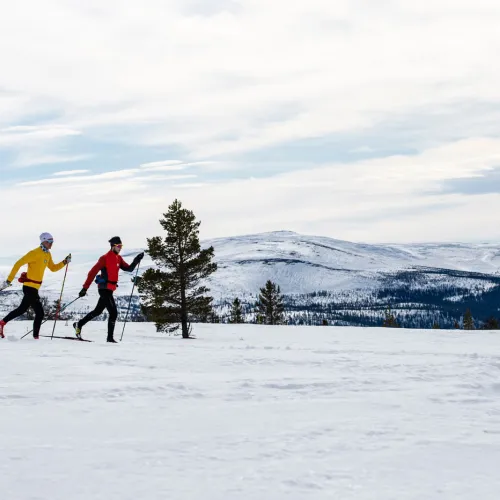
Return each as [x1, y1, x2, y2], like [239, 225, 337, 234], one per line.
[45, 239, 54, 244]
[113, 244, 123, 249]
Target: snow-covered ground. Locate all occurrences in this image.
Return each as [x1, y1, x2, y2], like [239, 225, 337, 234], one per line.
[2, 323, 500, 499]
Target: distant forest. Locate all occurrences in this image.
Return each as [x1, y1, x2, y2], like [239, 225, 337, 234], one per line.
[211, 267, 500, 329]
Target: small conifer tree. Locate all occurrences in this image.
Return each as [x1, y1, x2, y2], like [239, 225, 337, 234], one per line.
[463, 308, 475, 330]
[138, 199, 217, 338]
[382, 306, 400, 328]
[482, 316, 499, 330]
[255, 280, 286, 325]
[209, 310, 220, 324]
[229, 298, 244, 324]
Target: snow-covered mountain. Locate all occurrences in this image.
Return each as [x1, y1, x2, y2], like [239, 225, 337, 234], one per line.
[203, 231, 500, 297]
[1, 231, 500, 327]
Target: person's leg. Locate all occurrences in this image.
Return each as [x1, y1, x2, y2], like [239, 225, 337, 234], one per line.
[31, 291, 45, 338]
[2, 286, 33, 323]
[77, 291, 107, 329]
[105, 292, 118, 342]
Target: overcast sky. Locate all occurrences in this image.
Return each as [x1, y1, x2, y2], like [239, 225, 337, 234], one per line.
[2, 0, 500, 258]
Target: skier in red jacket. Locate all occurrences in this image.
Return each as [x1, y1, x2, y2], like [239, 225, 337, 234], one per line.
[74, 236, 144, 342]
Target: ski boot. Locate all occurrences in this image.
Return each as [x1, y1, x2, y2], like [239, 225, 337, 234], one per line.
[73, 322, 82, 339]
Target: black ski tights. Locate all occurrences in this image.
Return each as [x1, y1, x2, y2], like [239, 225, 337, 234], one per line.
[3, 286, 44, 336]
[78, 289, 118, 339]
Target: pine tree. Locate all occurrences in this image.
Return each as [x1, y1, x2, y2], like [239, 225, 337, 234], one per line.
[382, 306, 400, 328]
[454, 320, 460, 329]
[463, 308, 475, 330]
[229, 298, 244, 324]
[138, 200, 217, 338]
[432, 321, 440, 329]
[482, 316, 499, 330]
[209, 310, 220, 323]
[255, 280, 286, 325]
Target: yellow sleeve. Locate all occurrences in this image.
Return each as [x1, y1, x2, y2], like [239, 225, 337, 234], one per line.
[48, 253, 66, 272]
[7, 250, 35, 282]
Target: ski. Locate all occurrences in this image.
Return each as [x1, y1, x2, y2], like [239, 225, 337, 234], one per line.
[39, 335, 93, 342]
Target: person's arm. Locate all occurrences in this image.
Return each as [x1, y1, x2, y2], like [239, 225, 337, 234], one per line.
[7, 250, 35, 283]
[119, 253, 144, 273]
[82, 256, 106, 289]
[47, 253, 69, 272]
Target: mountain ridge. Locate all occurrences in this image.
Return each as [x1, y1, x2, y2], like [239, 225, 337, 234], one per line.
[1, 231, 500, 328]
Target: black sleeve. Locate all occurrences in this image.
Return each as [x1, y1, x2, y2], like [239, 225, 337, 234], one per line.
[120, 256, 139, 273]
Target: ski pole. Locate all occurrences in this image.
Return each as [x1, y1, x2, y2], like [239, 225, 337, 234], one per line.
[51, 256, 71, 340]
[20, 296, 80, 339]
[120, 262, 141, 342]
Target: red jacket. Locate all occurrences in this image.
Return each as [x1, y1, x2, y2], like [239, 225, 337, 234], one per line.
[83, 250, 136, 291]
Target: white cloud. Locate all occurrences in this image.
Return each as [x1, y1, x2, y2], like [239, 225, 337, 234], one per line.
[0, 0, 499, 158]
[139, 160, 184, 169]
[139, 164, 187, 172]
[140, 174, 197, 181]
[173, 183, 205, 189]
[17, 167, 198, 188]
[1, 1, 500, 252]
[52, 169, 91, 176]
[0, 124, 84, 169]
[139, 160, 216, 172]
[141, 165, 187, 173]
[14, 155, 91, 168]
[2, 138, 500, 256]
[0, 125, 81, 147]
[18, 169, 139, 186]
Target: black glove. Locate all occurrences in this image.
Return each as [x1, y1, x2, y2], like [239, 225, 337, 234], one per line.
[133, 252, 145, 264]
[79, 288, 87, 298]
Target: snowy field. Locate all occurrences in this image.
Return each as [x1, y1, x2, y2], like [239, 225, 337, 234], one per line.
[1, 323, 500, 499]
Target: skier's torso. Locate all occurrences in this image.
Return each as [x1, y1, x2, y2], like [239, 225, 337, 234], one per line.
[95, 251, 124, 291]
[83, 250, 134, 292]
[7, 247, 61, 290]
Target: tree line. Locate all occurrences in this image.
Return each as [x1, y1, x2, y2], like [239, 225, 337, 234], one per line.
[381, 305, 500, 330]
[19, 199, 497, 334]
[130, 200, 500, 335]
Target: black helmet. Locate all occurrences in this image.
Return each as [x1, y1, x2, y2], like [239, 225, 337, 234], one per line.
[109, 236, 122, 246]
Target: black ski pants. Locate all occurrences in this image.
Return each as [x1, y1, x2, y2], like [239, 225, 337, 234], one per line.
[78, 289, 118, 339]
[3, 286, 44, 336]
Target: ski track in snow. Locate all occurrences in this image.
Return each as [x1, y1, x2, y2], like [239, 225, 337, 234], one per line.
[1, 323, 500, 499]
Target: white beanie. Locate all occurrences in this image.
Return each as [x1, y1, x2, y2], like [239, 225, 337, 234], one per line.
[40, 232, 54, 243]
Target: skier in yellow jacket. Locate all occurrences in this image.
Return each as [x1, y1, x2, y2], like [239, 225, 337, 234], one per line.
[0, 233, 71, 339]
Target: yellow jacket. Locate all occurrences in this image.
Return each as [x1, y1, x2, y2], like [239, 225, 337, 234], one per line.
[7, 247, 66, 290]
